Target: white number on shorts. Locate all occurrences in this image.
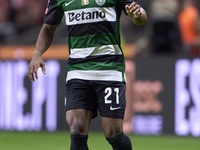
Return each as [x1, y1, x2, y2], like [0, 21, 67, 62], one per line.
[104, 87, 119, 104]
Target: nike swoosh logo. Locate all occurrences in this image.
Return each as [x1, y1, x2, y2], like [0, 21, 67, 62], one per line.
[65, 0, 75, 6]
[110, 106, 121, 111]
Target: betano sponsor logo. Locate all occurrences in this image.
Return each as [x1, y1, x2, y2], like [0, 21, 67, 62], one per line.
[68, 10, 106, 22]
[65, 7, 116, 25]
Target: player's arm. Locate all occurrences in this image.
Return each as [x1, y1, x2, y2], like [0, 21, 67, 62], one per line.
[28, 24, 58, 82]
[125, 2, 148, 25]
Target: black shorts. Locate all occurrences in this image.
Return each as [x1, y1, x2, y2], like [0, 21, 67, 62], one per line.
[65, 79, 126, 119]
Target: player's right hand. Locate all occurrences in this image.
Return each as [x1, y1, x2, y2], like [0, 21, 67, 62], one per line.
[125, 2, 142, 19]
[28, 53, 46, 82]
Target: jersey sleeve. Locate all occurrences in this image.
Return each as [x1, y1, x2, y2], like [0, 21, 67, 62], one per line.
[117, 0, 138, 15]
[43, 0, 64, 25]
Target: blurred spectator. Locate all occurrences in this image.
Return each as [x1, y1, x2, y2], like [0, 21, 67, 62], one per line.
[0, 0, 16, 44]
[0, 0, 48, 45]
[123, 60, 136, 133]
[12, 0, 47, 33]
[148, 0, 182, 55]
[178, 0, 200, 56]
[1, 0, 67, 45]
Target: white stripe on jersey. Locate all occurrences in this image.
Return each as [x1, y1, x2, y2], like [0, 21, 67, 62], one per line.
[66, 70, 126, 82]
[69, 44, 122, 58]
[65, 7, 116, 25]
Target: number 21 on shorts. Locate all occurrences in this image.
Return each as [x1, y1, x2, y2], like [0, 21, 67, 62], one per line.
[104, 87, 119, 104]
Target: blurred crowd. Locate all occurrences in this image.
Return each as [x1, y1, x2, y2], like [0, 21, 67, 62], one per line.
[0, 0, 200, 56]
[121, 0, 200, 56]
[0, 0, 48, 44]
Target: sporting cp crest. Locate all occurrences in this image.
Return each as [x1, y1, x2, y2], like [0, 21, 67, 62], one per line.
[82, 0, 89, 5]
[95, 0, 106, 6]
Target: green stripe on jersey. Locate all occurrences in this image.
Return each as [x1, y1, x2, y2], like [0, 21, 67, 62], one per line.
[68, 33, 119, 49]
[67, 62, 124, 72]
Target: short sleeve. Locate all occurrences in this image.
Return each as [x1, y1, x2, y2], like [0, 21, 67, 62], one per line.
[43, 0, 64, 25]
[117, 0, 138, 15]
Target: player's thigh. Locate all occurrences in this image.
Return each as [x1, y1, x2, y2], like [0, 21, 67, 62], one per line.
[101, 117, 123, 138]
[65, 79, 97, 134]
[66, 109, 93, 135]
[65, 79, 98, 118]
[94, 81, 126, 138]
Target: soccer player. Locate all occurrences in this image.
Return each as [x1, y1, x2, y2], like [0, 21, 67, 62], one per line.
[28, 0, 147, 149]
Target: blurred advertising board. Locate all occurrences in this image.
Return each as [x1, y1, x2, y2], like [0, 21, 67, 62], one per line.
[0, 46, 199, 136]
[125, 57, 200, 137]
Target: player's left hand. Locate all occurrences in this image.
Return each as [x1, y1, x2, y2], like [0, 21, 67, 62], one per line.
[125, 2, 142, 19]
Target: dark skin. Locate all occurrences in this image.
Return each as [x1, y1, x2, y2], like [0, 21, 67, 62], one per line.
[28, 2, 147, 138]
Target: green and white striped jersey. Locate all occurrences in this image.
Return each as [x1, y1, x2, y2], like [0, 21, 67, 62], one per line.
[44, 0, 137, 82]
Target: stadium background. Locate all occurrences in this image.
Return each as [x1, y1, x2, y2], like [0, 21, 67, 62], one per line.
[0, 0, 200, 149]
